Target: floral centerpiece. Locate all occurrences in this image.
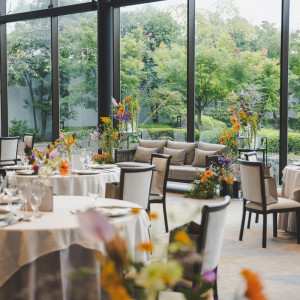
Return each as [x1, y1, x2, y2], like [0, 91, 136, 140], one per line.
[93, 152, 114, 165]
[77, 208, 267, 300]
[99, 117, 119, 163]
[229, 91, 265, 149]
[112, 96, 140, 133]
[188, 169, 219, 199]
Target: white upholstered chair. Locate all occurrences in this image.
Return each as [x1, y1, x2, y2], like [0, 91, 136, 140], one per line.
[23, 133, 35, 149]
[239, 159, 300, 248]
[148, 153, 172, 232]
[119, 165, 155, 210]
[173, 196, 231, 300]
[0, 137, 19, 166]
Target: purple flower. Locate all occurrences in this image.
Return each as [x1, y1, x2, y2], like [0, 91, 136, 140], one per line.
[32, 165, 39, 172]
[259, 113, 263, 116]
[219, 156, 232, 168]
[202, 270, 216, 284]
[94, 131, 100, 137]
[77, 208, 116, 243]
[74, 130, 78, 135]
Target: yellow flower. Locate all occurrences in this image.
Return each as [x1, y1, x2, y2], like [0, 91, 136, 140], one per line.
[54, 141, 58, 145]
[148, 212, 158, 220]
[131, 207, 141, 214]
[33, 148, 39, 152]
[201, 177, 206, 183]
[38, 153, 43, 158]
[225, 176, 234, 185]
[174, 231, 192, 245]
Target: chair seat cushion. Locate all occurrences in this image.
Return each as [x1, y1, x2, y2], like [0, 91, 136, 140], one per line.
[246, 197, 300, 211]
[116, 161, 149, 168]
[149, 194, 163, 201]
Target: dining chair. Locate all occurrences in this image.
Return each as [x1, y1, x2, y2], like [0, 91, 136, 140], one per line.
[23, 133, 35, 149]
[148, 153, 172, 232]
[119, 165, 155, 210]
[0, 137, 20, 166]
[172, 196, 231, 300]
[238, 159, 300, 248]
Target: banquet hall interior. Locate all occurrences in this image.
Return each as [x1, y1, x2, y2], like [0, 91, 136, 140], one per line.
[0, 0, 300, 299]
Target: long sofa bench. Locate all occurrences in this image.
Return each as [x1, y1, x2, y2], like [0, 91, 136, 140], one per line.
[115, 139, 227, 183]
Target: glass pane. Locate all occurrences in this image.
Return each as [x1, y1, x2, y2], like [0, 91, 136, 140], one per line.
[196, 0, 281, 179]
[7, 19, 52, 142]
[58, 0, 88, 7]
[288, 0, 300, 165]
[7, 0, 50, 15]
[58, 11, 98, 150]
[120, 1, 187, 144]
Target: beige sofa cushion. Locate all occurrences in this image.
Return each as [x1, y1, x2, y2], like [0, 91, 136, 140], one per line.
[198, 141, 227, 154]
[168, 165, 205, 181]
[193, 149, 218, 167]
[133, 146, 158, 163]
[167, 141, 197, 164]
[139, 139, 167, 153]
[163, 147, 186, 166]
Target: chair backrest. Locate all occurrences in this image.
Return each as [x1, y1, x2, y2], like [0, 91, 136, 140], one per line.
[150, 153, 171, 196]
[244, 151, 258, 162]
[0, 137, 20, 165]
[120, 165, 155, 209]
[196, 196, 230, 275]
[238, 159, 267, 209]
[24, 133, 35, 149]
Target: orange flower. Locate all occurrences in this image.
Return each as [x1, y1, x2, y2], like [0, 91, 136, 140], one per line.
[54, 141, 58, 145]
[230, 117, 237, 124]
[59, 160, 70, 176]
[174, 231, 192, 245]
[148, 212, 158, 219]
[102, 152, 108, 158]
[201, 177, 206, 183]
[125, 97, 130, 103]
[117, 107, 124, 115]
[241, 269, 267, 300]
[139, 242, 154, 252]
[204, 170, 213, 178]
[131, 207, 141, 214]
[233, 123, 240, 131]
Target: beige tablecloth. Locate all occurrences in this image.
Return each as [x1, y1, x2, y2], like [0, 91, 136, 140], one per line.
[14, 168, 120, 197]
[0, 196, 150, 290]
[278, 166, 300, 232]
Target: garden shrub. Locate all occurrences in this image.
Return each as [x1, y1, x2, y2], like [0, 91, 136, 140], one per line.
[9, 118, 42, 141]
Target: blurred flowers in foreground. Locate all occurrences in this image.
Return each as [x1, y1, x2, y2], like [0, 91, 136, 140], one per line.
[78, 209, 267, 300]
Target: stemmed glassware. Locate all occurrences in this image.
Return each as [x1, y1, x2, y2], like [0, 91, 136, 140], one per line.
[86, 151, 93, 165]
[88, 183, 99, 207]
[3, 175, 17, 211]
[30, 179, 45, 219]
[20, 152, 28, 167]
[80, 149, 87, 169]
[18, 182, 32, 220]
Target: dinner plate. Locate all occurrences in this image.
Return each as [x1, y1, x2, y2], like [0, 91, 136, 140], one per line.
[15, 170, 35, 175]
[95, 207, 131, 217]
[88, 164, 116, 170]
[72, 169, 102, 175]
[4, 165, 30, 171]
[0, 209, 14, 220]
[0, 195, 21, 205]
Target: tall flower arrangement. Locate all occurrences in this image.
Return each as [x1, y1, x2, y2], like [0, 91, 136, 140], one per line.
[229, 91, 265, 149]
[99, 117, 119, 163]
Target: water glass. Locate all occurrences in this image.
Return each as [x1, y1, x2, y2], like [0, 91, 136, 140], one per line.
[80, 149, 87, 168]
[86, 151, 93, 165]
[4, 175, 17, 211]
[88, 183, 99, 207]
[30, 179, 45, 218]
[18, 182, 31, 220]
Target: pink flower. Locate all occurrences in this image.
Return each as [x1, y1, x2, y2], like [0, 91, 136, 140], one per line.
[49, 148, 59, 160]
[148, 32, 152, 36]
[90, 133, 95, 140]
[59, 131, 64, 139]
[78, 208, 116, 243]
[202, 270, 216, 284]
[94, 131, 100, 137]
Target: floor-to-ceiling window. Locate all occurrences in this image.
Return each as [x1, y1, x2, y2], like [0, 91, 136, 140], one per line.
[6, 0, 49, 14]
[288, 0, 300, 165]
[120, 0, 188, 142]
[195, 0, 281, 178]
[58, 11, 98, 147]
[7, 18, 52, 142]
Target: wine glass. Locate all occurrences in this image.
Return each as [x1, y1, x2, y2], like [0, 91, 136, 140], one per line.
[30, 179, 44, 218]
[0, 176, 5, 193]
[80, 149, 87, 169]
[86, 151, 93, 165]
[4, 175, 17, 211]
[18, 182, 31, 220]
[20, 152, 28, 167]
[88, 183, 99, 207]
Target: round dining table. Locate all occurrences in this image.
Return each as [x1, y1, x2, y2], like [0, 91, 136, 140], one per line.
[278, 165, 300, 232]
[0, 196, 150, 299]
[12, 167, 120, 197]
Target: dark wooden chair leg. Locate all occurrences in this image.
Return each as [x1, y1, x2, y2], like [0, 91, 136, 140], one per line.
[239, 204, 246, 241]
[247, 212, 252, 229]
[213, 267, 218, 300]
[262, 214, 267, 248]
[273, 213, 277, 238]
[296, 210, 300, 244]
[255, 213, 259, 223]
[162, 200, 169, 233]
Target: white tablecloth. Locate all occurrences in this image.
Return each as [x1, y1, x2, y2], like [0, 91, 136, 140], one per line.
[0, 196, 150, 290]
[278, 165, 300, 232]
[14, 168, 120, 197]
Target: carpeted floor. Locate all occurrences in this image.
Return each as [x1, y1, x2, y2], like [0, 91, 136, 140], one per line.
[149, 193, 300, 300]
